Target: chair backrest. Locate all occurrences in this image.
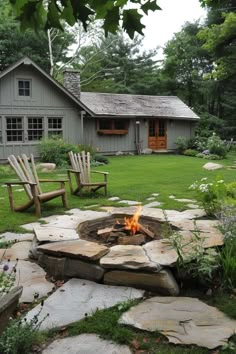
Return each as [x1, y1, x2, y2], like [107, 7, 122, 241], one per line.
[8, 154, 42, 199]
[68, 151, 91, 183]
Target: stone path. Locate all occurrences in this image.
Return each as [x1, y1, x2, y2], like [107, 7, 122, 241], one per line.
[0, 206, 234, 352]
[119, 296, 236, 349]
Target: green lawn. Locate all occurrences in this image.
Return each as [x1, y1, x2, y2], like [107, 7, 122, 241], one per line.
[0, 152, 235, 233]
[1, 152, 236, 353]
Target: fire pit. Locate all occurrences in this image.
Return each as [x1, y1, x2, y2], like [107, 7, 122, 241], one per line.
[78, 206, 169, 247]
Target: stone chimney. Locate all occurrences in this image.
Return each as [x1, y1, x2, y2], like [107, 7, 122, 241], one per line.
[63, 69, 80, 99]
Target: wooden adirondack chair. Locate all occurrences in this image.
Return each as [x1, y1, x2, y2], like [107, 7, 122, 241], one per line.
[68, 151, 108, 196]
[5, 154, 69, 217]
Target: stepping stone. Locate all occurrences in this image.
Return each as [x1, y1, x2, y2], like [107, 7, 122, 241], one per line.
[34, 227, 79, 242]
[100, 245, 160, 271]
[151, 193, 159, 196]
[119, 296, 236, 349]
[25, 278, 144, 330]
[21, 222, 42, 231]
[38, 240, 109, 261]
[143, 201, 162, 208]
[174, 198, 196, 203]
[0, 241, 31, 260]
[108, 197, 120, 201]
[203, 162, 224, 170]
[118, 200, 140, 206]
[146, 197, 155, 201]
[0, 260, 54, 303]
[42, 334, 132, 354]
[186, 203, 199, 209]
[0, 232, 34, 242]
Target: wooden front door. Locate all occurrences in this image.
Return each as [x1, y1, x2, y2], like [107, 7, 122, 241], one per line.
[148, 119, 167, 150]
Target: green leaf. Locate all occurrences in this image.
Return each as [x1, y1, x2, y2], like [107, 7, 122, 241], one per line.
[103, 6, 120, 35]
[123, 9, 145, 39]
[70, 0, 94, 30]
[45, 0, 63, 30]
[61, 0, 75, 26]
[141, 0, 161, 15]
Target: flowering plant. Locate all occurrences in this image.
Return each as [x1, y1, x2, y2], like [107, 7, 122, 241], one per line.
[189, 177, 227, 215]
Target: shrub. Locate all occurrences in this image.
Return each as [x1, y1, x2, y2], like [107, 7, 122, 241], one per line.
[217, 206, 236, 289]
[183, 149, 198, 157]
[189, 177, 227, 216]
[174, 136, 189, 153]
[38, 135, 80, 166]
[94, 154, 109, 164]
[0, 305, 47, 354]
[207, 133, 227, 157]
[203, 154, 223, 160]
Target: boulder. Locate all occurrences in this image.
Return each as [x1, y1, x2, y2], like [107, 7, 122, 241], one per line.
[203, 162, 224, 170]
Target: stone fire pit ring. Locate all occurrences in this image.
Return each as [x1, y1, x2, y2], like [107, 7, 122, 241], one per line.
[33, 207, 223, 296]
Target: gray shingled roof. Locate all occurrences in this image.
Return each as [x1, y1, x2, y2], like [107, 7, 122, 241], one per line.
[80, 92, 199, 120]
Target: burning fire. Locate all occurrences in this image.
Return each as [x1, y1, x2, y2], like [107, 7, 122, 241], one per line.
[117, 205, 142, 235]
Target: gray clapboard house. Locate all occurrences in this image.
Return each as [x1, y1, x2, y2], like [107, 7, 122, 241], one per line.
[0, 56, 199, 161]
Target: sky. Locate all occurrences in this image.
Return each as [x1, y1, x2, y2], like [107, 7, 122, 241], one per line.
[141, 0, 206, 56]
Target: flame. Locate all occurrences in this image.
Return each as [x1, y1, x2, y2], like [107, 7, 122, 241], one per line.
[123, 205, 142, 235]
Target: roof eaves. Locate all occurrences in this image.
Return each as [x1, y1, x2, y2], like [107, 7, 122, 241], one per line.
[0, 56, 95, 117]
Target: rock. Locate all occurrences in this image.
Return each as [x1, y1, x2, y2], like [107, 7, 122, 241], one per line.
[0, 241, 31, 260]
[0, 232, 34, 242]
[25, 278, 144, 330]
[29, 236, 41, 260]
[116, 151, 124, 156]
[37, 163, 56, 172]
[203, 162, 224, 170]
[38, 254, 66, 279]
[118, 200, 141, 205]
[100, 245, 160, 271]
[0, 260, 54, 303]
[37, 240, 109, 261]
[104, 269, 179, 295]
[119, 296, 236, 349]
[42, 333, 132, 354]
[0, 286, 23, 334]
[143, 240, 178, 266]
[34, 227, 79, 242]
[141, 148, 152, 155]
[143, 201, 162, 208]
[108, 197, 120, 201]
[174, 198, 196, 203]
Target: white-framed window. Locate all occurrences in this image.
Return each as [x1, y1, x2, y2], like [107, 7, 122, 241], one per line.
[48, 117, 63, 137]
[27, 117, 44, 141]
[18, 79, 31, 97]
[0, 117, 2, 144]
[6, 117, 24, 142]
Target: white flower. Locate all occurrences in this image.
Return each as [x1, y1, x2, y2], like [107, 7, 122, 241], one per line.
[199, 184, 209, 192]
[189, 182, 198, 190]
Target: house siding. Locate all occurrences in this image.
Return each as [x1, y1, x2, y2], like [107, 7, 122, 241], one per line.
[0, 65, 82, 161]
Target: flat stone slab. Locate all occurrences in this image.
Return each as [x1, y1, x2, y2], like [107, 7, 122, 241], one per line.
[119, 296, 236, 349]
[42, 333, 132, 354]
[100, 245, 160, 271]
[21, 222, 41, 231]
[0, 260, 54, 303]
[34, 227, 79, 242]
[174, 198, 196, 203]
[118, 200, 141, 205]
[25, 278, 144, 330]
[0, 232, 34, 242]
[104, 269, 179, 295]
[203, 162, 224, 170]
[178, 230, 223, 249]
[38, 240, 109, 261]
[0, 241, 31, 260]
[143, 240, 178, 266]
[143, 201, 162, 208]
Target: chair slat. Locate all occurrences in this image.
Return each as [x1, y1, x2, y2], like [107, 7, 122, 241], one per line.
[30, 154, 42, 194]
[8, 155, 32, 199]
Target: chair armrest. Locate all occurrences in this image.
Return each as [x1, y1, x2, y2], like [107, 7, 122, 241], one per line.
[67, 169, 81, 174]
[5, 181, 37, 186]
[39, 179, 69, 183]
[91, 171, 109, 175]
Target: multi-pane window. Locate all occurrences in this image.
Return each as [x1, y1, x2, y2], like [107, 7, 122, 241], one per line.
[6, 117, 23, 142]
[18, 80, 31, 96]
[97, 119, 128, 134]
[48, 117, 62, 137]
[158, 120, 165, 137]
[28, 117, 44, 141]
[0, 117, 2, 143]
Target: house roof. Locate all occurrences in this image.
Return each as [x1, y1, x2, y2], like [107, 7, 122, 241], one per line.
[80, 92, 199, 120]
[0, 56, 94, 116]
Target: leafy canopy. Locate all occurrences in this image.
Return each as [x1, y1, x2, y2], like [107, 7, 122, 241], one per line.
[9, 0, 161, 38]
